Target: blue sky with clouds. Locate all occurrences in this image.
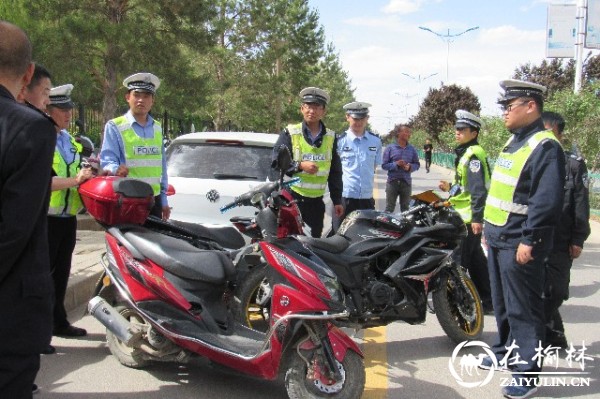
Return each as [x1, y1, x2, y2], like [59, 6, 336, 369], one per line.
[307, 0, 596, 134]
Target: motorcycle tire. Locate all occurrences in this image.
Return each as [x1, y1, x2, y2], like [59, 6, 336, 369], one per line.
[433, 270, 484, 343]
[106, 305, 150, 369]
[232, 263, 271, 332]
[285, 348, 365, 399]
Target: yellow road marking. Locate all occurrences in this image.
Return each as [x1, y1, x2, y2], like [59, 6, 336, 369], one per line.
[362, 327, 388, 398]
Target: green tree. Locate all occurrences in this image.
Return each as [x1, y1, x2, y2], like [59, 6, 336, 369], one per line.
[513, 58, 575, 98]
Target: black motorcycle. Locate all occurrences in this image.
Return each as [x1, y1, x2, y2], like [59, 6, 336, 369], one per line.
[234, 190, 484, 344]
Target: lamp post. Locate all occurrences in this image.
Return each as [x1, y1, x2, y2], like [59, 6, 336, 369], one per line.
[401, 72, 439, 107]
[418, 26, 479, 81]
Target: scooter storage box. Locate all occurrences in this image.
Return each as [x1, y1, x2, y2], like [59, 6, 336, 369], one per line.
[79, 176, 154, 225]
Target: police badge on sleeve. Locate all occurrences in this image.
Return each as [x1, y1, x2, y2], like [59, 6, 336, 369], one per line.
[469, 160, 481, 173]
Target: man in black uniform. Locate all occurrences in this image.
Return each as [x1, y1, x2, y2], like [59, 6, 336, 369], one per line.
[0, 20, 56, 398]
[273, 87, 344, 237]
[482, 80, 565, 399]
[439, 110, 492, 313]
[541, 111, 590, 349]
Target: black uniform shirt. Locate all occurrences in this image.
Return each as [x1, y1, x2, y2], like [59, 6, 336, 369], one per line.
[485, 118, 566, 255]
[272, 120, 343, 205]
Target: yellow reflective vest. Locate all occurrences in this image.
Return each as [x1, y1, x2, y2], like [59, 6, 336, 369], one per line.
[288, 123, 335, 198]
[449, 144, 490, 224]
[484, 130, 559, 226]
[49, 134, 84, 216]
[112, 115, 163, 196]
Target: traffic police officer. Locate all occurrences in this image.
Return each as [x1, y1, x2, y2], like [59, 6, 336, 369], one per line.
[273, 87, 344, 237]
[439, 110, 492, 313]
[337, 101, 382, 219]
[100, 72, 170, 220]
[46, 84, 93, 338]
[541, 111, 590, 348]
[482, 79, 565, 399]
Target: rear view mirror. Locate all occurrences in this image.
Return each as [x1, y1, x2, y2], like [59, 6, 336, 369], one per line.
[275, 145, 292, 172]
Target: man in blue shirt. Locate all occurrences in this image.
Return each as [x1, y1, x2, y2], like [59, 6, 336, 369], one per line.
[337, 101, 382, 219]
[382, 124, 420, 212]
[100, 72, 170, 220]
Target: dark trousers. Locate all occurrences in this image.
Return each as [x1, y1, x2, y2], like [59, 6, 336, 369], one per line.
[291, 192, 325, 238]
[425, 156, 432, 171]
[342, 197, 375, 219]
[385, 179, 411, 213]
[150, 195, 162, 218]
[544, 250, 572, 335]
[0, 353, 40, 398]
[48, 215, 77, 329]
[458, 224, 492, 304]
[487, 245, 545, 378]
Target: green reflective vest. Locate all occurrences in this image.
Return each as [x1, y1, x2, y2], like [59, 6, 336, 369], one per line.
[484, 130, 559, 226]
[449, 144, 490, 224]
[288, 123, 335, 198]
[113, 115, 163, 196]
[49, 134, 84, 216]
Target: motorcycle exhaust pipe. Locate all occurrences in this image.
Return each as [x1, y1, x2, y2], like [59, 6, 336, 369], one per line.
[88, 296, 136, 345]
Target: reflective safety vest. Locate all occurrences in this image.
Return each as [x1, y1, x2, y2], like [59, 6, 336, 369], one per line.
[49, 135, 83, 216]
[113, 115, 163, 196]
[288, 123, 335, 198]
[484, 130, 559, 226]
[449, 145, 490, 224]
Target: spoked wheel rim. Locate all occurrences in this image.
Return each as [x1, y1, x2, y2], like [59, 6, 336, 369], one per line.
[447, 276, 482, 335]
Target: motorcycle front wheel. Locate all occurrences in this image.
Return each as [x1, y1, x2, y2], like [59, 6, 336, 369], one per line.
[285, 348, 365, 399]
[433, 269, 484, 343]
[233, 263, 271, 332]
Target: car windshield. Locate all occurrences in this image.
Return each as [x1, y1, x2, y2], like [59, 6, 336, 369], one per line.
[167, 142, 274, 180]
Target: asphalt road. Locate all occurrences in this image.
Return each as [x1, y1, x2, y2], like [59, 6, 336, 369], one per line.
[35, 164, 600, 398]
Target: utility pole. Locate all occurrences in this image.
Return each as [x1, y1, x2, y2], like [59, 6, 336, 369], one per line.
[574, 0, 587, 93]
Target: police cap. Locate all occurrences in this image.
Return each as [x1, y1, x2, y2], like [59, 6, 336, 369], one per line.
[343, 101, 371, 119]
[48, 84, 75, 109]
[123, 72, 161, 94]
[299, 87, 330, 106]
[498, 79, 546, 104]
[455, 109, 482, 130]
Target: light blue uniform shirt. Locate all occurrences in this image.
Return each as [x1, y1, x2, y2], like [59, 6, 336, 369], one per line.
[337, 130, 382, 199]
[56, 130, 78, 166]
[99, 110, 168, 206]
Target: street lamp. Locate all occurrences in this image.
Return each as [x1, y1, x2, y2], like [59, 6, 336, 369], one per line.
[418, 26, 479, 81]
[401, 72, 439, 106]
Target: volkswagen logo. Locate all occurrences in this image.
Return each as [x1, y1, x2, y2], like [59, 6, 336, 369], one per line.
[206, 189, 220, 203]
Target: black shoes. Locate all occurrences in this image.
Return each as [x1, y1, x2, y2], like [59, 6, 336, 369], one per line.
[32, 383, 39, 394]
[41, 344, 56, 354]
[53, 325, 87, 337]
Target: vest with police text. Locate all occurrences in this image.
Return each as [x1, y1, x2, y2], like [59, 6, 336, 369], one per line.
[49, 135, 84, 216]
[484, 130, 558, 226]
[288, 123, 335, 198]
[450, 145, 490, 224]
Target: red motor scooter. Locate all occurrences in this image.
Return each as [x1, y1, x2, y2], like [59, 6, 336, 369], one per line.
[81, 157, 365, 399]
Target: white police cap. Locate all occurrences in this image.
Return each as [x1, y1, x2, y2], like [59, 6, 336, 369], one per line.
[123, 72, 161, 94]
[498, 79, 546, 104]
[49, 84, 75, 109]
[299, 87, 330, 106]
[343, 101, 371, 119]
[455, 109, 481, 130]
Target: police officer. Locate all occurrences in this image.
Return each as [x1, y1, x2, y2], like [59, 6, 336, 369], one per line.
[482, 80, 565, 399]
[273, 87, 344, 237]
[337, 101, 382, 219]
[439, 110, 492, 313]
[46, 84, 93, 338]
[100, 72, 170, 220]
[541, 111, 590, 349]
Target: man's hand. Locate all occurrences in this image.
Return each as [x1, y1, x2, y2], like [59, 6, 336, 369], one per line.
[76, 168, 94, 185]
[516, 243, 534, 265]
[439, 180, 450, 192]
[334, 204, 344, 218]
[115, 164, 129, 177]
[162, 205, 171, 221]
[471, 222, 483, 235]
[300, 161, 319, 175]
[569, 244, 583, 259]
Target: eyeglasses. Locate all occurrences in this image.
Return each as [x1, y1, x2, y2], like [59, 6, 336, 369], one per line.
[302, 103, 324, 110]
[500, 101, 529, 113]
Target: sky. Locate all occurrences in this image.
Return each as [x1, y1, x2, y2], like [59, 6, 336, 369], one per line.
[306, 0, 597, 135]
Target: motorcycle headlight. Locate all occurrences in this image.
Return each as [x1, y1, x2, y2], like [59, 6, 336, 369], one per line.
[320, 274, 343, 303]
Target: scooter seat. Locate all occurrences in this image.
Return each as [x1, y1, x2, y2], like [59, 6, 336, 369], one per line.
[122, 227, 235, 284]
[296, 234, 350, 254]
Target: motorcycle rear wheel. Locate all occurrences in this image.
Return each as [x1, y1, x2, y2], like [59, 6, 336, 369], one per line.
[433, 270, 484, 343]
[106, 305, 150, 369]
[285, 349, 365, 399]
[233, 264, 271, 332]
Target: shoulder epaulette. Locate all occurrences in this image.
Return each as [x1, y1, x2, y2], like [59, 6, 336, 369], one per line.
[367, 131, 380, 138]
[337, 131, 347, 139]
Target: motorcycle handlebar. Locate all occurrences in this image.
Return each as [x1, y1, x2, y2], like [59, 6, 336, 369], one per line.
[219, 178, 300, 213]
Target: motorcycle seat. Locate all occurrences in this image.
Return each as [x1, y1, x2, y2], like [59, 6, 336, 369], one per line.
[146, 216, 246, 249]
[296, 234, 350, 254]
[121, 227, 235, 284]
